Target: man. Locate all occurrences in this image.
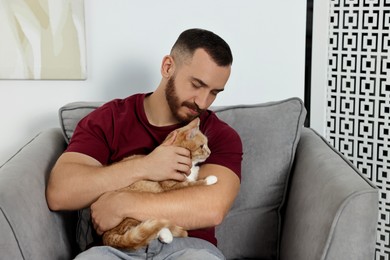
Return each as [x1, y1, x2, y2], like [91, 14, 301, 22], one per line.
[46, 28, 243, 259]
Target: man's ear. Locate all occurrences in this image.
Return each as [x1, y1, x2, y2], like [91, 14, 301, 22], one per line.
[161, 55, 175, 78]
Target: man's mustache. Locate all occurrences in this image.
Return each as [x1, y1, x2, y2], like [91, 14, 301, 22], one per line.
[182, 102, 204, 114]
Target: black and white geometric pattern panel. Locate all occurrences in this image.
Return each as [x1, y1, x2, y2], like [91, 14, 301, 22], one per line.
[326, 0, 390, 259]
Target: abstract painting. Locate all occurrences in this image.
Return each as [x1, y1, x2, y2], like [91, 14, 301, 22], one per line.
[0, 0, 86, 79]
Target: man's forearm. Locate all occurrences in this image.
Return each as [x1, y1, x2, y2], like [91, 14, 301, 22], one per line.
[124, 187, 223, 230]
[120, 164, 240, 230]
[46, 152, 145, 211]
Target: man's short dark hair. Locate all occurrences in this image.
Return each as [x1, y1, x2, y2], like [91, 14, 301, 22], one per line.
[171, 28, 233, 66]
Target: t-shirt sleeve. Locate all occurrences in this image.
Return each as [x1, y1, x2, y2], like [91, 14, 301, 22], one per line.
[203, 120, 243, 180]
[65, 104, 114, 165]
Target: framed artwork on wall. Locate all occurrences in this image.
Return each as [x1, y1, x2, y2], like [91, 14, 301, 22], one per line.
[0, 0, 86, 80]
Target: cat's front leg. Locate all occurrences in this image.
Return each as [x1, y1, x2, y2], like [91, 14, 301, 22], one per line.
[186, 163, 218, 185]
[185, 163, 199, 182]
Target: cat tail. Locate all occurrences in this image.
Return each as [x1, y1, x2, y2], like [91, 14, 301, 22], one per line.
[102, 219, 187, 250]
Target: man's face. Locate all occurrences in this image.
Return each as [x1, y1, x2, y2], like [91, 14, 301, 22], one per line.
[165, 49, 231, 123]
[165, 76, 202, 123]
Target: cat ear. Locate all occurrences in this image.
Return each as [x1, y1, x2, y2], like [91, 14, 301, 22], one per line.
[163, 130, 177, 145]
[191, 118, 200, 127]
[186, 118, 200, 139]
[186, 127, 198, 140]
[185, 118, 200, 130]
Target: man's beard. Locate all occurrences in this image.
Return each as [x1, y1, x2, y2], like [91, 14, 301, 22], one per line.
[165, 76, 203, 123]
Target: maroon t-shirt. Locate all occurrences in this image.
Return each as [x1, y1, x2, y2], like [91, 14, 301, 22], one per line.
[66, 93, 243, 246]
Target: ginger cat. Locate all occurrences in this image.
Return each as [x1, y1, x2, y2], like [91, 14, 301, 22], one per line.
[102, 118, 217, 250]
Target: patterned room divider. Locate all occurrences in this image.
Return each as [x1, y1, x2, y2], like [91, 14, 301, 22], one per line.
[325, 0, 390, 258]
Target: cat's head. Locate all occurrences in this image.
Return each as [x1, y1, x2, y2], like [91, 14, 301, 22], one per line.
[167, 118, 210, 163]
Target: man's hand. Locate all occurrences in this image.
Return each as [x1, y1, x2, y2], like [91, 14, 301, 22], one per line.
[137, 130, 192, 182]
[91, 191, 125, 235]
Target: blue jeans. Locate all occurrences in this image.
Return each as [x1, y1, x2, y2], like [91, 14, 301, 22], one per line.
[74, 237, 225, 260]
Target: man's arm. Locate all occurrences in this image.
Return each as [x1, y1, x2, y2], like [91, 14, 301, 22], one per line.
[46, 152, 141, 211]
[90, 163, 240, 235]
[46, 136, 192, 211]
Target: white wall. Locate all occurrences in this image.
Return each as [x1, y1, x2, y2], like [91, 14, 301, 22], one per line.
[0, 0, 307, 165]
[310, 0, 330, 136]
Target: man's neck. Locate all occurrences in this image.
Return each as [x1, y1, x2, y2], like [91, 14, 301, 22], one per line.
[143, 89, 178, 127]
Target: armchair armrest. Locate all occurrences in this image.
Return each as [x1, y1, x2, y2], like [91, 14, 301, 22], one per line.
[0, 128, 77, 260]
[280, 128, 378, 260]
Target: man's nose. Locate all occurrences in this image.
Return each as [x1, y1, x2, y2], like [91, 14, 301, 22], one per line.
[195, 91, 209, 110]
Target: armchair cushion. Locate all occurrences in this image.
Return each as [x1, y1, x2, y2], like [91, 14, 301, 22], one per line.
[59, 101, 104, 144]
[58, 97, 306, 259]
[212, 98, 306, 259]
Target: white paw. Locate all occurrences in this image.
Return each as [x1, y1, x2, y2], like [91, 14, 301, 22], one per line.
[186, 174, 196, 182]
[158, 228, 173, 244]
[205, 175, 218, 185]
[186, 165, 199, 182]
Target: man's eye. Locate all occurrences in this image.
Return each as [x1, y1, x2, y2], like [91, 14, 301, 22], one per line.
[192, 82, 201, 88]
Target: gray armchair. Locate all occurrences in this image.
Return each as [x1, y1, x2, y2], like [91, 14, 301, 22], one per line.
[0, 98, 378, 260]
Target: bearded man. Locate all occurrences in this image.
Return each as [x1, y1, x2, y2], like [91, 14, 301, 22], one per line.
[46, 28, 243, 260]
